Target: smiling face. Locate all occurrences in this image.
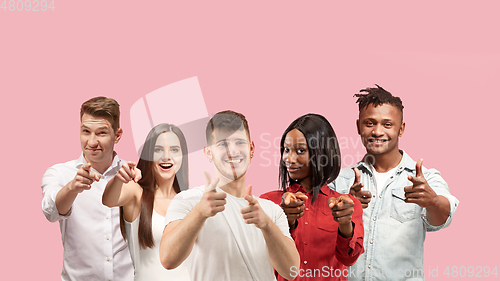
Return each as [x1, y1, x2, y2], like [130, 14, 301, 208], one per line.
[206, 128, 255, 182]
[153, 132, 183, 182]
[357, 103, 405, 156]
[282, 129, 313, 190]
[80, 113, 122, 171]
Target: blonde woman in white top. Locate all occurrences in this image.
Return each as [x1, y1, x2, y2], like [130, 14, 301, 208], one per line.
[103, 123, 190, 281]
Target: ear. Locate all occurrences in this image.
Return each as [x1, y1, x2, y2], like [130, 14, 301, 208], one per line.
[399, 121, 405, 137]
[114, 128, 123, 143]
[356, 119, 361, 135]
[250, 140, 256, 157]
[203, 146, 212, 161]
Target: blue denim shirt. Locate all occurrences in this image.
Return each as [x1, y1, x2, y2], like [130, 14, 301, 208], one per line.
[329, 150, 459, 281]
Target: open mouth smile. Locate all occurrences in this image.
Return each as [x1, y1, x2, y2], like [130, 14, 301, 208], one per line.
[225, 158, 243, 164]
[159, 163, 173, 170]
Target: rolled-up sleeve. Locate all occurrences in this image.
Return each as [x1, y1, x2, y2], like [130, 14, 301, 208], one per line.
[421, 168, 459, 232]
[41, 166, 71, 222]
[335, 194, 365, 266]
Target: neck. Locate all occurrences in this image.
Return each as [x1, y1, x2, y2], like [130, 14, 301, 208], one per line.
[219, 174, 247, 198]
[156, 177, 177, 199]
[365, 149, 403, 173]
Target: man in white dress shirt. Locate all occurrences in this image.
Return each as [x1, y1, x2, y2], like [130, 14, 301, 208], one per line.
[41, 97, 133, 281]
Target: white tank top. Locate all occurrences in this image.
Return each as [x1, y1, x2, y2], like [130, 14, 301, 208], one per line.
[125, 209, 191, 281]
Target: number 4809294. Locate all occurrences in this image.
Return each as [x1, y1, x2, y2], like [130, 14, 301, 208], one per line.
[1, 0, 55, 11]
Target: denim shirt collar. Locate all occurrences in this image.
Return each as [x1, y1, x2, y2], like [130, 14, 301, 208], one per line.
[353, 149, 417, 177]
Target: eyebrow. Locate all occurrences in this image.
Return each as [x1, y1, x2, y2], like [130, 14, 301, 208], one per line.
[284, 141, 308, 146]
[80, 125, 110, 130]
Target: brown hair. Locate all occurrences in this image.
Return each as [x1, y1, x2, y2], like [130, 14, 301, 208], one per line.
[205, 110, 251, 145]
[120, 123, 189, 249]
[80, 97, 121, 132]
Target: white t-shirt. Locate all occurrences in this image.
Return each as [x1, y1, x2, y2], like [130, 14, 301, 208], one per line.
[372, 166, 398, 197]
[165, 186, 292, 281]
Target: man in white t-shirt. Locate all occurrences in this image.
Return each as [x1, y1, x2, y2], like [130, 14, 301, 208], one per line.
[160, 110, 300, 281]
[41, 97, 133, 281]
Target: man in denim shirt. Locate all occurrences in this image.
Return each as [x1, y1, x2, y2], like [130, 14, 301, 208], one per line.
[329, 85, 458, 281]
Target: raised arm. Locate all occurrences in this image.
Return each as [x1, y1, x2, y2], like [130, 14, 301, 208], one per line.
[241, 186, 300, 280]
[160, 172, 225, 270]
[102, 161, 142, 207]
[404, 159, 451, 226]
[56, 163, 101, 216]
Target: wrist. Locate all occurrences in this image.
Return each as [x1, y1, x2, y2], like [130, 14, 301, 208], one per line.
[288, 219, 298, 230]
[338, 222, 354, 238]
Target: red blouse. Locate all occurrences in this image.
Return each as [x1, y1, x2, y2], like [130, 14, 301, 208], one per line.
[261, 183, 364, 281]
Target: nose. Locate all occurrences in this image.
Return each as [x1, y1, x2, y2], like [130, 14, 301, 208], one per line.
[372, 124, 384, 137]
[88, 133, 99, 147]
[226, 142, 240, 157]
[161, 149, 172, 161]
[283, 151, 296, 164]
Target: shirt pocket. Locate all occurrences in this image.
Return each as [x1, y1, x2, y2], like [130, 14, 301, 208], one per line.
[317, 209, 337, 232]
[390, 188, 419, 223]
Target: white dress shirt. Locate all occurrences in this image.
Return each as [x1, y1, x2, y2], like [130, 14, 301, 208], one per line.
[42, 153, 133, 281]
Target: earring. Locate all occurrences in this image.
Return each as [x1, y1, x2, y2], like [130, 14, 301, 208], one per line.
[209, 158, 213, 163]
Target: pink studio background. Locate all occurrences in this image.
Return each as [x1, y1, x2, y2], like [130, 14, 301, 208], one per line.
[1, 1, 498, 280]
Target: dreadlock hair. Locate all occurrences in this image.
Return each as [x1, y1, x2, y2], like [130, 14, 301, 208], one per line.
[354, 85, 404, 116]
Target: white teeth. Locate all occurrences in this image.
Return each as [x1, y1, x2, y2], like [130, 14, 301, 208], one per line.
[226, 159, 242, 163]
[160, 164, 173, 169]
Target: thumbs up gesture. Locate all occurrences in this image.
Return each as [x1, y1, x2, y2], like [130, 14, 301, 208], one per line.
[241, 185, 271, 229]
[349, 167, 371, 209]
[195, 171, 226, 218]
[404, 159, 439, 208]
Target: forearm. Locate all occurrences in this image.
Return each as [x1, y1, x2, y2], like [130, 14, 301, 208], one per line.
[426, 195, 450, 226]
[102, 176, 125, 207]
[261, 223, 300, 280]
[160, 208, 207, 270]
[55, 181, 78, 216]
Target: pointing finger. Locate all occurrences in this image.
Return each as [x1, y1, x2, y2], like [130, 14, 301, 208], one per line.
[283, 193, 294, 205]
[81, 163, 92, 171]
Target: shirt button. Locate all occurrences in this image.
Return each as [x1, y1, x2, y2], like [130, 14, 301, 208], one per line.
[368, 265, 371, 268]
[106, 236, 110, 240]
[370, 240, 373, 244]
[305, 222, 308, 225]
[105, 216, 109, 220]
[106, 257, 110, 262]
[379, 195, 382, 198]
[372, 195, 375, 198]
[304, 241, 308, 245]
[373, 217, 377, 221]
[305, 208, 309, 211]
[304, 261, 308, 264]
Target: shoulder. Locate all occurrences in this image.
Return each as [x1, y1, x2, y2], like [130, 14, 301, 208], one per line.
[173, 185, 204, 200]
[259, 190, 283, 204]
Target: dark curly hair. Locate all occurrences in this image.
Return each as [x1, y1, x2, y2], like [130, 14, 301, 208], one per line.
[354, 85, 404, 115]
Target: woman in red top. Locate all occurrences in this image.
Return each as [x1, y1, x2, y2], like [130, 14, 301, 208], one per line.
[261, 113, 364, 281]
